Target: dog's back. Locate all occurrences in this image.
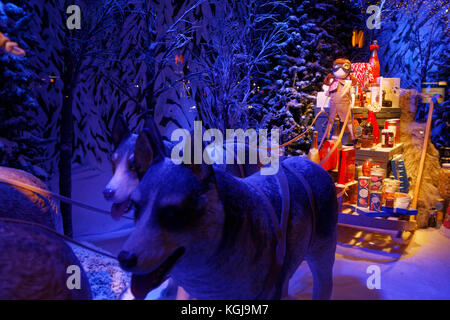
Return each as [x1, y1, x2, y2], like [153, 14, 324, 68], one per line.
[178, 156, 338, 299]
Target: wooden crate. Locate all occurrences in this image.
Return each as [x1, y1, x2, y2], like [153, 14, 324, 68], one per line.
[314, 106, 401, 141]
[355, 143, 404, 173]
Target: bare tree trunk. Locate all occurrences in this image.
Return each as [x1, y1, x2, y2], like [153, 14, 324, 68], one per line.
[59, 49, 75, 238]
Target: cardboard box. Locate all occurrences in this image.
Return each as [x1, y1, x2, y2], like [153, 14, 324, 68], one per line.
[338, 147, 356, 185]
[381, 78, 401, 108]
[314, 106, 401, 141]
[320, 139, 341, 171]
[355, 143, 403, 172]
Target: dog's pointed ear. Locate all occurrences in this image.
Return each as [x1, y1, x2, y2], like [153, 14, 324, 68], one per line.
[184, 130, 215, 182]
[112, 114, 130, 148]
[134, 126, 167, 179]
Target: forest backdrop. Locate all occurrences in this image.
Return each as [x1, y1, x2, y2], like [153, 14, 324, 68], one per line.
[0, 0, 448, 236]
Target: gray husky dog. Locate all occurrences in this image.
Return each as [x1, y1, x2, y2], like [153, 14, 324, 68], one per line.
[118, 126, 338, 300]
[104, 115, 263, 299]
[103, 114, 262, 220]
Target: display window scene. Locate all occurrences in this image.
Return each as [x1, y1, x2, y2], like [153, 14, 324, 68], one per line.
[0, 0, 449, 301]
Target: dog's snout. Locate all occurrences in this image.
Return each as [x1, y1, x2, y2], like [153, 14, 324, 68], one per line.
[118, 251, 138, 270]
[103, 188, 115, 200]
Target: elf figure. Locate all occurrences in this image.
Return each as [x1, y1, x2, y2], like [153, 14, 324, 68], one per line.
[321, 58, 358, 144]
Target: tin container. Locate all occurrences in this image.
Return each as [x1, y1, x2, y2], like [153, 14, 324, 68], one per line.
[385, 197, 395, 208]
[357, 176, 370, 208]
[370, 192, 382, 211]
[370, 167, 385, 192]
[382, 178, 400, 205]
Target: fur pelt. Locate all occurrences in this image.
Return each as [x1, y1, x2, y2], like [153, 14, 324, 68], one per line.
[399, 92, 441, 227]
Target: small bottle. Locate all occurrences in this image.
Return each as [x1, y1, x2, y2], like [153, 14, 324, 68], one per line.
[363, 119, 374, 136]
[369, 40, 380, 82]
[308, 131, 320, 164]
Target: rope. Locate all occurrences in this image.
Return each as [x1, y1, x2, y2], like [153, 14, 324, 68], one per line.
[260, 110, 331, 150]
[0, 217, 118, 260]
[0, 177, 133, 221]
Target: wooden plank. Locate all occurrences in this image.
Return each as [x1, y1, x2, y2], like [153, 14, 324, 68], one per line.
[355, 143, 403, 168]
[349, 205, 418, 217]
[411, 98, 435, 209]
[338, 213, 417, 231]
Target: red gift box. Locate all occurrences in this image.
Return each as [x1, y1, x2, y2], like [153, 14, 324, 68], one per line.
[320, 140, 339, 171]
[338, 147, 356, 185]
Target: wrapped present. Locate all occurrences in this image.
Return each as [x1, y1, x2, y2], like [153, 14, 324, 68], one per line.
[351, 63, 374, 89]
[338, 147, 356, 185]
[320, 139, 340, 171]
[381, 78, 401, 108]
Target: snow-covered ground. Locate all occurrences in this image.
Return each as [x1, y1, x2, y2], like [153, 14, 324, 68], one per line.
[290, 225, 450, 300]
[74, 225, 450, 300]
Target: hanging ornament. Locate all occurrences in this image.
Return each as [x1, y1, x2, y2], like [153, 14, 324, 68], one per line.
[175, 54, 183, 64]
[352, 30, 364, 48]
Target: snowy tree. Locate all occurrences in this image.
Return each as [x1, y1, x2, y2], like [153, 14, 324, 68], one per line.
[375, 0, 449, 90]
[255, 0, 362, 155]
[102, 0, 209, 131]
[0, 1, 51, 180]
[188, 0, 288, 131]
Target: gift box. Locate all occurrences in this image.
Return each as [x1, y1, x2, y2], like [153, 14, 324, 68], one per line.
[381, 78, 401, 108]
[351, 63, 374, 89]
[320, 139, 340, 171]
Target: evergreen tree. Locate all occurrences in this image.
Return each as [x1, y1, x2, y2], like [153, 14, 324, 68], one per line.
[254, 0, 362, 155]
[0, 1, 49, 179]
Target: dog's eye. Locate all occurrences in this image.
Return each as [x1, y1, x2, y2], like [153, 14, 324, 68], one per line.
[129, 162, 136, 173]
[156, 205, 188, 230]
[156, 195, 207, 231]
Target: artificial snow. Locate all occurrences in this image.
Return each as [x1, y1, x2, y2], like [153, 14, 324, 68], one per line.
[74, 226, 450, 300]
[71, 243, 130, 300]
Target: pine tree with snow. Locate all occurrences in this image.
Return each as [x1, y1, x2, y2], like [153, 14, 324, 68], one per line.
[0, 1, 49, 180]
[255, 0, 362, 155]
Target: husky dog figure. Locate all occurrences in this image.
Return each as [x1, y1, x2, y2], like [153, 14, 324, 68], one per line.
[104, 114, 263, 299]
[103, 114, 262, 220]
[118, 126, 338, 300]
